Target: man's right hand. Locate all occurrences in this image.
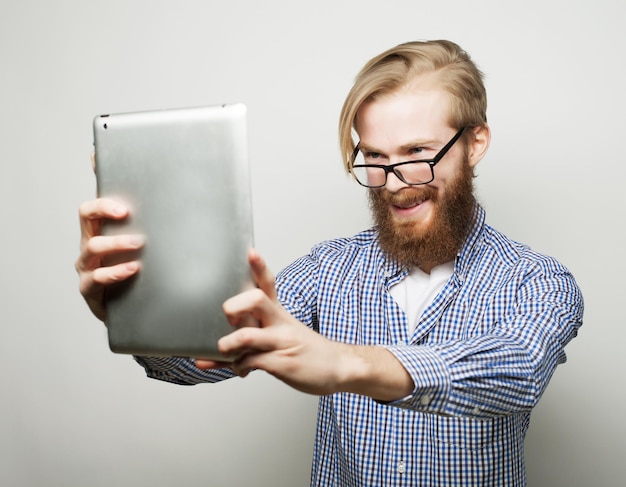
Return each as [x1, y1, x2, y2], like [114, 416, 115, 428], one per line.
[75, 198, 145, 322]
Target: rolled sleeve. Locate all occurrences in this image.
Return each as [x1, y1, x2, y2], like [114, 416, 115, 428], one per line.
[134, 356, 236, 385]
[381, 344, 451, 412]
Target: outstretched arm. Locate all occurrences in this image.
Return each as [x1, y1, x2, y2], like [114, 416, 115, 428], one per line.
[196, 250, 414, 401]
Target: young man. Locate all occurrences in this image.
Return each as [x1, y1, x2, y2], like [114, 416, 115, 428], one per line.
[77, 40, 583, 486]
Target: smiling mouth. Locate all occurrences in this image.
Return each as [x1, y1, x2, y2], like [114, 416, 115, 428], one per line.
[375, 186, 435, 217]
[393, 197, 428, 210]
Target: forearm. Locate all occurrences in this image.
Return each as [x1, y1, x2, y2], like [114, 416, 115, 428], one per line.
[337, 344, 415, 402]
[384, 331, 562, 418]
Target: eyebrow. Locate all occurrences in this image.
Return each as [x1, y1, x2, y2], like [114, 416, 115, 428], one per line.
[399, 139, 439, 151]
[358, 138, 440, 155]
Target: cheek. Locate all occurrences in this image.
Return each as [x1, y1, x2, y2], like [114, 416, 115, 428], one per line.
[432, 155, 470, 191]
[430, 171, 455, 197]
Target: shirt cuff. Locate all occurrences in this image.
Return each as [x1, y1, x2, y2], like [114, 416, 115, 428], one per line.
[133, 355, 237, 385]
[380, 344, 451, 413]
[134, 355, 189, 371]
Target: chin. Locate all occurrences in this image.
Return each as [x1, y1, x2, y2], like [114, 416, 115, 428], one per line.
[392, 206, 436, 235]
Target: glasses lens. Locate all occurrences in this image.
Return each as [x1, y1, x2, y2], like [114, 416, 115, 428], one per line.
[393, 162, 433, 184]
[351, 165, 385, 188]
[351, 150, 434, 187]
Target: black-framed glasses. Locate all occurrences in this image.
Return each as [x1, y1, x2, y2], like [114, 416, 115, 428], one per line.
[350, 127, 466, 188]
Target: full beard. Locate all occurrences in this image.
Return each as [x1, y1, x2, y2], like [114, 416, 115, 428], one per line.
[368, 162, 476, 271]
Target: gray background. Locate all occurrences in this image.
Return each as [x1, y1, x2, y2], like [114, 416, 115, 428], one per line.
[1, 1, 623, 485]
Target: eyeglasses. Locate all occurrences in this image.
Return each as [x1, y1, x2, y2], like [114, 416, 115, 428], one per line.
[350, 127, 466, 188]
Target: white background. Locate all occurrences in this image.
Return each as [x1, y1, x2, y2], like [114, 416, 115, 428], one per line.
[1, 1, 624, 486]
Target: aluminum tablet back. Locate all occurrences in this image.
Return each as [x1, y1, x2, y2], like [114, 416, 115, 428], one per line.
[93, 104, 254, 360]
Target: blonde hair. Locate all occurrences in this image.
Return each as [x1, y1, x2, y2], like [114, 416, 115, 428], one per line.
[339, 40, 487, 172]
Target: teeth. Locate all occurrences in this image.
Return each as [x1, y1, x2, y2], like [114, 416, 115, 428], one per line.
[396, 198, 424, 209]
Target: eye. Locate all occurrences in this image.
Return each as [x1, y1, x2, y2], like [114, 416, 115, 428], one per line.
[364, 151, 383, 161]
[410, 147, 425, 155]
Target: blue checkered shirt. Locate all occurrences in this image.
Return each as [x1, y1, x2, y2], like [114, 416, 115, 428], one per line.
[137, 205, 583, 486]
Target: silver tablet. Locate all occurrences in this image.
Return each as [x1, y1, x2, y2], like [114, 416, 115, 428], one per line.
[93, 104, 254, 361]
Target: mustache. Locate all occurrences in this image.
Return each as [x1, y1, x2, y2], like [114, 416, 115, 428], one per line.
[372, 186, 437, 206]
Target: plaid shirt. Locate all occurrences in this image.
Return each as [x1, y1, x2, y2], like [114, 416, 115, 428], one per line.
[137, 205, 583, 486]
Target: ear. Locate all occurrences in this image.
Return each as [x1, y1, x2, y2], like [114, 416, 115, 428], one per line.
[467, 124, 491, 168]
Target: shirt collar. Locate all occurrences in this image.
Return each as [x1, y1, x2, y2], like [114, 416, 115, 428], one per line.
[453, 203, 485, 281]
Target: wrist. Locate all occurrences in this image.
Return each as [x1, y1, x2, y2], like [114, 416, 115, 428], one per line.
[336, 344, 414, 401]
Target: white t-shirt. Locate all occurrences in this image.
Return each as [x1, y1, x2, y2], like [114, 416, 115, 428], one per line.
[389, 262, 454, 335]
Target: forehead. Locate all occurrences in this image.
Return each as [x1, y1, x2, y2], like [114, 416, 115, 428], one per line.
[355, 83, 453, 148]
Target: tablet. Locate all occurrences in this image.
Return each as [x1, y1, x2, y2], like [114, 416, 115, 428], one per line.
[93, 103, 255, 361]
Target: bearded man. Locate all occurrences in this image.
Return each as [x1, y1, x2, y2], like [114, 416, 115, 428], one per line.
[77, 40, 584, 486]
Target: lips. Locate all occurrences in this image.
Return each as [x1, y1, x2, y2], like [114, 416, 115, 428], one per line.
[388, 186, 433, 206]
[393, 197, 428, 209]
[377, 186, 434, 220]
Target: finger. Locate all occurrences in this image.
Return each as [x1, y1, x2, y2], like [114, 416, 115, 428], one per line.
[79, 198, 129, 223]
[77, 258, 140, 322]
[78, 198, 129, 240]
[193, 358, 231, 370]
[78, 199, 129, 257]
[229, 349, 281, 379]
[248, 249, 277, 300]
[86, 234, 145, 258]
[91, 261, 141, 285]
[78, 261, 140, 301]
[218, 326, 283, 358]
[230, 357, 254, 378]
[76, 234, 144, 272]
[238, 314, 261, 329]
[222, 287, 280, 328]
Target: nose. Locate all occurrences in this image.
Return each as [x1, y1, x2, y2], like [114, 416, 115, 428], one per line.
[384, 169, 411, 192]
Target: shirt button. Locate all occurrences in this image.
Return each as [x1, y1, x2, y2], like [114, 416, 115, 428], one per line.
[420, 394, 433, 406]
[398, 461, 405, 474]
[472, 406, 481, 415]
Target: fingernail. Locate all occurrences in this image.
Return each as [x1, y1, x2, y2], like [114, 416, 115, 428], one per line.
[129, 235, 145, 247]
